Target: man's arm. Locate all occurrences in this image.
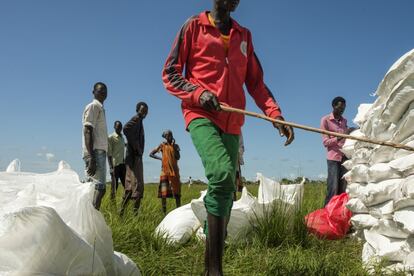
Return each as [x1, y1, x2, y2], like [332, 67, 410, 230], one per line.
[162, 16, 206, 105]
[149, 144, 162, 161]
[107, 137, 114, 173]
[173, 142, 180, 161]
[83, 104, 99, 175]
[320, 118, 340, 147]
[244, 30, 294, 145]
[84, 125, 96, 175]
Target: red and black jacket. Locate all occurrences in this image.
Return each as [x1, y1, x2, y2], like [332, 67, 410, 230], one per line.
[163, 11, 282, 135]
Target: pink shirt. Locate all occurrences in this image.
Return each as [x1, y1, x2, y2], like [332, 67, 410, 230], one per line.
[320, 113, 349, 161]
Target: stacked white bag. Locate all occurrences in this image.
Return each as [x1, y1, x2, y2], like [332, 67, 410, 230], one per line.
[0, 160, 141, 276]
[345, 49, 414, 273]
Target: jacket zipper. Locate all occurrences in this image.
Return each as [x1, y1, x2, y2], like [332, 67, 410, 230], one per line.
[209, 20, 233, 133]
[224, 31, 231, 133]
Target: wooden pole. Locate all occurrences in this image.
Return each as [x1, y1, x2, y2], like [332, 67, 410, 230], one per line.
[220, 105, 414, 152]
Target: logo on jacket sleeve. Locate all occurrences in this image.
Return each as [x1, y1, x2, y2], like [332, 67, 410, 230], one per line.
[240, 41, 247, 57]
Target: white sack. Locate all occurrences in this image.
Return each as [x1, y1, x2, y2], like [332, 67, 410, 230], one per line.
[257, 173, 280, 204]
[370, 120, 395, 141]
[389, 153, 414, 177]
[364, 229, 414, 262]
[381, 74, 414, 123]
[371, 219, 410, 239]
[394, 198, 414, 211]
[346, 198, 368, 213]
[392, 106, 414, 143]
[394, 140, 414, 160]
[367, 163, 401, 183]
[0, 161, 138, 275]
[0, 206, 106, 276]
[402, 175, 414, 198]
[257, 173, 304, 208]
[342, 160, 353, 170]
[351, 214, 378, 229]
[393, 207, 414, 233]
[346, 183, 367, 198]
[341, 130, 364, 159]
[353, 148, 372, 165]
[353, 103, 373, 126]
[343, 164, 369, 183]
[191, 187, 257, 241]
[155, 202, 201, 245]
[369, 200, 394, 219]
[375, 48, 414, 98]
[113, 251, 141, 276]
[361, 179, 403, 206]
[369, 146, 395, 165]
[362, 242, 380, 270]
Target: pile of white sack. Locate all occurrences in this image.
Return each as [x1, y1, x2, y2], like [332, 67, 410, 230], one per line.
[155, 173, 304, 244]
[0, 159, 141, 276]
[343, 49, 414, 273]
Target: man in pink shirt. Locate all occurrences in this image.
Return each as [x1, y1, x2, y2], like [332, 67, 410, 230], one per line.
[320, 97, 355, 205]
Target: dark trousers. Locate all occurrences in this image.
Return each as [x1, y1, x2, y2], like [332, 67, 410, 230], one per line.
[113, 163, 126, 190]
[325, 159, 347, 206]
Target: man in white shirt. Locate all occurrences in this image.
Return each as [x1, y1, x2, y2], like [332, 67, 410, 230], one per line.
[82, 82, 108, 210]
[108, 120, 126, 200]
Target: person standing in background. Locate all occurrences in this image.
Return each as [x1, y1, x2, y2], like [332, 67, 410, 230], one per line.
[120, 102, 148, 216]
[321, 96, 355, 205]
[149, 130, 182, 215]
[108, 120, 126, 200]
[82, 82, 108, 210]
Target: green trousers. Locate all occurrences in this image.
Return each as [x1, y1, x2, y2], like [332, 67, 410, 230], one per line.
[189, 118, 239, 220]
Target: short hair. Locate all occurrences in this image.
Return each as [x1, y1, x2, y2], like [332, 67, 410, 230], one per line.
[93, 82, 107, 92]
[332, 96, 346, 107]
[162, 130, 173, 139]
[136, 102, 148, 111]
[114, 120, 122, 127]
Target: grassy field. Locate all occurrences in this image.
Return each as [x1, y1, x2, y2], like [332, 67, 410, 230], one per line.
[100, 182, 375, 276]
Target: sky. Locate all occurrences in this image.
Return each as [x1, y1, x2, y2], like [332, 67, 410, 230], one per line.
[1, 0, 413, 182]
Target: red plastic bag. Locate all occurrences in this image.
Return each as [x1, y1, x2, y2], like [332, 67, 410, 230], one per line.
[305, 193, 352, 239]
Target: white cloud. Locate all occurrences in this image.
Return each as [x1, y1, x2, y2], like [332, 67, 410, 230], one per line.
[45, 153, 55, 162]
[36, 153, 43, 157]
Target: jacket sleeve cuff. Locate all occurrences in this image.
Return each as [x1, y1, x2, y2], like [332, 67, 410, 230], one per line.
[191, 87, 206, 106]
[268, 109, 282, 120]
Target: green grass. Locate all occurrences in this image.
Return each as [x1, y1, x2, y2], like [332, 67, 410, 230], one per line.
[100, 183, 378, 275]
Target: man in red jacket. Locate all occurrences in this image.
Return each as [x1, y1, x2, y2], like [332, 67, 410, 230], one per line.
[163, 1, 294, 274]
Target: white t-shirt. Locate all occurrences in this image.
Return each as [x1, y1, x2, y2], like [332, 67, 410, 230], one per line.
[82, 99, 108, 157]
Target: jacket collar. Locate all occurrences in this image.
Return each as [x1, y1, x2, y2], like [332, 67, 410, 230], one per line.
[92, 99, 103, 108]
[199, 11, 243, 33]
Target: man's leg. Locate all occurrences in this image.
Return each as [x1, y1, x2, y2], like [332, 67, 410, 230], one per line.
[110, 169, 116, 200]
[189, 118, 238, 275]
[133, 156, 144, 214]
[120, 164, 134, 216]
[338, 160, 348, 194]
[93, 150, 107, 210]
[120, 191, 131, 217]
[119, 163, 126, 188]
[159, 179, 168, 214]
[114, 165, 120, 192]
[170, 176, 182, 208]
[325, 160, 340, 206]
